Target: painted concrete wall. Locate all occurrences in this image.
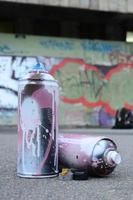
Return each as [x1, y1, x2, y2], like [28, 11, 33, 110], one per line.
[3, 0, 133, 13]
[0, 34, 133, 127]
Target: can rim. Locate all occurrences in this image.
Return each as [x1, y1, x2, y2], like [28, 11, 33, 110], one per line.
[19, 71, 58, 84]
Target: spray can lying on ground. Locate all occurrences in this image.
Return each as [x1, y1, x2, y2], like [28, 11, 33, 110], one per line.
[58, 133, 121, 177]
[17, 63, 59, 178]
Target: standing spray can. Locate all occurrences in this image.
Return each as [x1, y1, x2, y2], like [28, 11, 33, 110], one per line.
[17, 63, 59, 178]
[59, 133, 121, 177]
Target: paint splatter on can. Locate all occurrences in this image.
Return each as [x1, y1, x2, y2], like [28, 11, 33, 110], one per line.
[58, 133, 121, 177]
[17, 63, 59, 178]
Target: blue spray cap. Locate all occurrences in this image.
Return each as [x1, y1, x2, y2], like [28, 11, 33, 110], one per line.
[32, 62, 45, 71]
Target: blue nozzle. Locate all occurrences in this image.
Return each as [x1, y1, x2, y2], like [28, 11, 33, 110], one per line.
[33, 63, 44, 71]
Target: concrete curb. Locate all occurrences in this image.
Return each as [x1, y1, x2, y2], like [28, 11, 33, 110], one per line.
[0, 126, 133, 135]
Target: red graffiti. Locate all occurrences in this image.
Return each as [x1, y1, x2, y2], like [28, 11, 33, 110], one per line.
[50, 58, 133, 116]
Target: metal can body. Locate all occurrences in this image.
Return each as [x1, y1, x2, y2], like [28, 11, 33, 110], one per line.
[59, 133, 121, 177]
[17, 72, 59, 178]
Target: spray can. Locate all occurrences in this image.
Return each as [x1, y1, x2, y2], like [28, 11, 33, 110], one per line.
[17, 63, 59, 178]
[58, 133, 121, 177]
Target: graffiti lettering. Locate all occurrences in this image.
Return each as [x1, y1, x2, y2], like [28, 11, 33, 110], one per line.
[40, 39, 74, 51]
[81, 41, 121, 53]
[79, 70, 105, 99]
[109, 51, 133, 65]
[50, 58, 133, 115]
[0, 45, 10, 53]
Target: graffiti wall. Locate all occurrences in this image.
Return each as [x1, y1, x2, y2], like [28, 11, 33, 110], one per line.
[0, 56, 60, 125]
[0, 34, 133, 127]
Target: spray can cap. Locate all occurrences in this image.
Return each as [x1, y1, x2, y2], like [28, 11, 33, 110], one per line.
[106, 151, 121, 165]
[32, 62, 47, 72]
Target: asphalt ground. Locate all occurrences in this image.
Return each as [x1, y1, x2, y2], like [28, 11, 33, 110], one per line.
[0, 127, 133, 200]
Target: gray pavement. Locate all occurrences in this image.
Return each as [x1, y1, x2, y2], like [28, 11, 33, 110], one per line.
[0, 127, 133, 200]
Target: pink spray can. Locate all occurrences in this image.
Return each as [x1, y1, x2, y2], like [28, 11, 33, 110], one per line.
[58, 133, 121, 177]
[17, 63, 59, 178]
